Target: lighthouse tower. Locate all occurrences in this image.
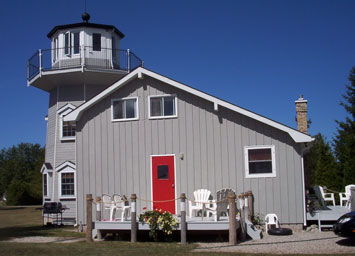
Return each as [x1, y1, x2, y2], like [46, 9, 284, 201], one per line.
[28, 13, 143, 224]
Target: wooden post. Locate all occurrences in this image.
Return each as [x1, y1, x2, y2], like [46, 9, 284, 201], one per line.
[247, 191, 254, 222]
[351, 188, 355, 212]
[238, 193, 246, 241]
[180, 193, 187, 244]
[130, 194, 137, 242]
[96, 196, 101, 221]
[86, 194, 93, 242]
[228, 192, 237, 245]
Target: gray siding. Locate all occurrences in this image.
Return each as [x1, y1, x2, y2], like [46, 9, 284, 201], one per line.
[76, 77, 304, 224]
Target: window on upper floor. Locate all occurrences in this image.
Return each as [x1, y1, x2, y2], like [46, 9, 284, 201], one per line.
[149, 95, 177, 119]
[93, 33, 101, 51]
[62, 121, 76, 138]
[53, 37, 58, 62]
[244, 145, 276, 178]
[57, 104, 76, 141]
[64, 32, 71, 55]
[73, 32, 80, 54]
[111, 97, 138, 121]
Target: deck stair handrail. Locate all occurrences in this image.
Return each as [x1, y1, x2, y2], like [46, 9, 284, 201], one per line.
[27, 46, 143, 81]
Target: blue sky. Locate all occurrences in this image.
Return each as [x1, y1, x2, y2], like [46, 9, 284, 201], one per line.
[0, 0, 354, 149]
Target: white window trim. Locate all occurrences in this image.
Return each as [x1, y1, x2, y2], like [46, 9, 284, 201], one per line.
[71, 31, 81, 56]
[111, 96, 139, 122]
[57, 164, 76, 199]
[148, 94, 178, 119]
[244, 145, 276, 178]
[57, 104, 76, 141]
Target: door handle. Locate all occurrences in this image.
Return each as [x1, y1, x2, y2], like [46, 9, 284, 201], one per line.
[172, 184, 175, 188]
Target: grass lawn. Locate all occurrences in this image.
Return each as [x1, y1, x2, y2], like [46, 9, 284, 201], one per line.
[0, 205, 353, 256]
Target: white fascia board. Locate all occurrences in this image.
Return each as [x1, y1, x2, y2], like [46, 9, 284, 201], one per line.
[64, 68, 140, 122]
[65, 67, 313, 143]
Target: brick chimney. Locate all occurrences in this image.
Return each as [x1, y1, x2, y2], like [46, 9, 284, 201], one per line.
[295, 95, 308, 134]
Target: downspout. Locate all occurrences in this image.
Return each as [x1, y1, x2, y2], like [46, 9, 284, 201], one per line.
[301, 144, 308, 227]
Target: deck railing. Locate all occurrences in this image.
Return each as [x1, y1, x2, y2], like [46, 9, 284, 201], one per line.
[27, 46, 144, 81]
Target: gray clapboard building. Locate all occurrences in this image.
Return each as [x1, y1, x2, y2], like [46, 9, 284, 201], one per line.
[29, 14, 313, 227]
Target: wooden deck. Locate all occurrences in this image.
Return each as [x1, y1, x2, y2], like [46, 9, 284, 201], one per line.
[94, 216, 238, 234]
[306, 206, 350, 231]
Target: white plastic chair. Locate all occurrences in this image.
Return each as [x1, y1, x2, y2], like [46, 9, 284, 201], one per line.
[265, 213, 280, 233]
[339, 184, 355, 207]
[319, 186, 336, 206]
[189, 189, 211, 218]
[110, 194, 131, 221]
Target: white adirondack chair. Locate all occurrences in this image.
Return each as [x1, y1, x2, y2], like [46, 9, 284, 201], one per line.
[189, 189, 211, 218]
[102, 194, 113, 220]
[265, 213, 280, 233]
[339, 184, 355, 207]
[206, 188, 235, 221]
[319, 186, 336, 206]
[110, 194, 131, 221]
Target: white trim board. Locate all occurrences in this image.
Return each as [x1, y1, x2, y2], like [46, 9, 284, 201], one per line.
[64, 67, 313, 143]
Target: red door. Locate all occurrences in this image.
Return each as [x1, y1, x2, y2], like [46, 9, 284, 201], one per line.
[152, 155, 176, 214]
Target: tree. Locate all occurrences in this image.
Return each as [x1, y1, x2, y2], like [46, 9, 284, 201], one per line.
[0, 143, 44, 205]
[333, 67, 355, 188]
[304, 133, 337, 190]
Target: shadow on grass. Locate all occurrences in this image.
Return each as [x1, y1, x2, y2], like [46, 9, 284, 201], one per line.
[0, 207, 25, 211]
[0, 225, 72, 241]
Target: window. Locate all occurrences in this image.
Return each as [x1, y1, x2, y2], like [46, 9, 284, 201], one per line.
[73, 32, 80, 54]
[112, 97, 138, 121]
[57, 162, 76, 199]
[43, 173, 48, 197]
[64, 32, 71, 55]
[112, 36, 116, 58]
[149, 95, 177, 119]
[93, 33, 101, 51]
[57, 104, 76, 141]
[244, 145, 276, 178]
[62, 121, 76, 137]
[53, 37, 58, 62]
[157, 165, 169, 180]
[61, 172, 75, 196]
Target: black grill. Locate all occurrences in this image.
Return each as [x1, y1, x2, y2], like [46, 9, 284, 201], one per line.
[41, 202, 68, 226]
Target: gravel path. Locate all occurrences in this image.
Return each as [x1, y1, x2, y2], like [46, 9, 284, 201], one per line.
[3, 236, 84, 243]
[195, 231, 355, 255]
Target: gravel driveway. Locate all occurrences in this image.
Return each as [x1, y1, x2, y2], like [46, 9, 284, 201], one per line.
[195, 231, 355, 255]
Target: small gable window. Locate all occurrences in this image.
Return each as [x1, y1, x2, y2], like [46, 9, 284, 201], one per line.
[244, 145, 276, 178]
[149, 95, 177, 119]
[57, 162, 76, 199]
[111, 97, 138, 121]
[57, 104, 76, 141]
[93, 33, 101, 51]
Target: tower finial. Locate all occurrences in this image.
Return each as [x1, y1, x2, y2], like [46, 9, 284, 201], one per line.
[82, 12, 90, 23]
[82, 0, 90, 23]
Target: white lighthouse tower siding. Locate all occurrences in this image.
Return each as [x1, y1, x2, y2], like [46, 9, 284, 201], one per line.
[29, 13, 143, 224]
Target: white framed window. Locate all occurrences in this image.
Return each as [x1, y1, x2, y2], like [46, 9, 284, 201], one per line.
[73, 32, 80, 54]
[111, 97, 139, 122]
[148, 95, 177, 119]
[93, 33, 101, 51]
[43, 173, 48, 197]
[57, 162, 76, 199]
[52, 37, 58, 62]
[57, 104, 76, 141]
[64, 32, 71, 55]
[244, 145, 276, 178]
